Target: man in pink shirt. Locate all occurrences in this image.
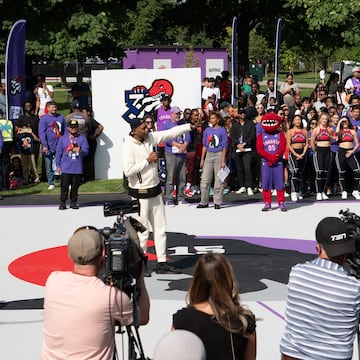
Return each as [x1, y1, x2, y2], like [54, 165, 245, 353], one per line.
[41, 227, 150, 359]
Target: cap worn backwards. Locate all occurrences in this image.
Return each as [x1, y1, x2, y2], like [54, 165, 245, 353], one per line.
[68, 228, 103, 265]
[69, 119, 79, 128]
[315, 217, 355, 257]
[130, 118, 145, 130]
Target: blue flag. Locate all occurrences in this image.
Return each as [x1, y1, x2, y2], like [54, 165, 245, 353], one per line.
[6, 19, 26, 121]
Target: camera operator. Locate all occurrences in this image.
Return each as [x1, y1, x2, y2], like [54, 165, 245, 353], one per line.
[280, 217, 360, 360]
[41, 227, 150, 360]
[122, 116, 198, 276]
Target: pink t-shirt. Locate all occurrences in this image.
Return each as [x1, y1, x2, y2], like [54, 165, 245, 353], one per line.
[41, 271, 133, 360]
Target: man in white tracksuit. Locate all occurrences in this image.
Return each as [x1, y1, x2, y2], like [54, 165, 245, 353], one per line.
[122, 117, 197, 276]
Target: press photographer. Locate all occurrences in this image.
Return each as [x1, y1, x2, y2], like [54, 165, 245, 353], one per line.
[41, 223, 150, 360]
[280, 214, 360, 360]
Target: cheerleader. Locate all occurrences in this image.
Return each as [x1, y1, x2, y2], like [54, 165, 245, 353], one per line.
[286, 115, 308, 201]
[335, 116, 360, 200]
[310, 112, 333, 200]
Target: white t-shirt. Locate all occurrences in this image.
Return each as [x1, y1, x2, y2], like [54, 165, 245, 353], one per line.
[201, 86, 221, 103]
[36, 85, 54, 116]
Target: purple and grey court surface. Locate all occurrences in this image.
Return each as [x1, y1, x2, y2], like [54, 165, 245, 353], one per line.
[1, 192, 359, 359]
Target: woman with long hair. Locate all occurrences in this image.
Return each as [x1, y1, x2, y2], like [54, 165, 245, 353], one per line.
[280, 73, 300, 107]
[287, 115, 308, 201]
[310, 112, 333, 200]
[173, 253, 256, 360]
[335, 116, 360, 200]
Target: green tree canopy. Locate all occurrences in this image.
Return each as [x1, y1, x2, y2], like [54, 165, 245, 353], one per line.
[0, 0, 358, 74]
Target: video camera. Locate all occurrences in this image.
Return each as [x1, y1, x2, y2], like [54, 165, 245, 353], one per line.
[99, 199, 146, 292]
[339, 209, 360, 278]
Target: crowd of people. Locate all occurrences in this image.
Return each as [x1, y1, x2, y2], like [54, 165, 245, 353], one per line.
[1, 67, 360, 208]
[0, 73, 103, 206]
[146, 66, 360, 209]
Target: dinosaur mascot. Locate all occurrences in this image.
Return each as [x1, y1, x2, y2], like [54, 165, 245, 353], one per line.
[256, 112, 287, 211]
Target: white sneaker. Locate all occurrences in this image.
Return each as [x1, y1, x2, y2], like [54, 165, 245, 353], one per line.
[272, 190, 277, 196]
[316, 193, 322, 201]
[341, 191, 348, 200]
[291, 192, 298, 202]
[285, 192, 290, 197]
[297, 192, 303, 200]
[352, 190, 360, 200]
[236, 186, 246, 194]
[48, 185, 55, 190]
[247, 187, 254, 196]
[322, 192, 329, 200]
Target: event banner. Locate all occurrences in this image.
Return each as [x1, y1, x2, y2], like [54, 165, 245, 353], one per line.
[91, 68, 201, 179]
[6, 19, 26, 121]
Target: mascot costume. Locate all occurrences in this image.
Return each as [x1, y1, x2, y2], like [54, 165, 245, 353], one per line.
[256, 112, 287, 211]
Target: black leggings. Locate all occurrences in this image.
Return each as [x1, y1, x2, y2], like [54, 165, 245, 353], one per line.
[335, 148, 360, 192]
[288, 148, 307, 193]
[313, 147, 331, 193]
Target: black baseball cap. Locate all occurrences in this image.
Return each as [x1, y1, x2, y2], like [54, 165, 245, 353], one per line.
[130, 118, 145, 130]
[315, 217, 354, 257]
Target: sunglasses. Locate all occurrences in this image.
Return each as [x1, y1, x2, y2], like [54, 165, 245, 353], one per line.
[185, 112, 191, 115]
[145, 121, 153, 124]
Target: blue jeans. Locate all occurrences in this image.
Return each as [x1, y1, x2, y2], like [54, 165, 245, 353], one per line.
[43, 150, 55, 186]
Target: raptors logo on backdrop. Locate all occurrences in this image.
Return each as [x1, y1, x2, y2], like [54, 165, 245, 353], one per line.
[9, 75, 23, 95]
[123, 79, 174, 123]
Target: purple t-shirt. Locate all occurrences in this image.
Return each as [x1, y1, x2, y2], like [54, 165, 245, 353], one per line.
[202, 126, 228, 153]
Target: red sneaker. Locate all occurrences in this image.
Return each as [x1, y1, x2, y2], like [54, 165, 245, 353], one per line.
[184, 188, 194, 198]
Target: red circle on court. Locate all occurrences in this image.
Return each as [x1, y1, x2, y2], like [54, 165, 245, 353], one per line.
[8, 240, 157, 287]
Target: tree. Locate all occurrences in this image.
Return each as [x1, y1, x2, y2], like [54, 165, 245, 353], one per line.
[183, 45, 200, 68]
[248, 28, 273, 65]
[285, 0, 360, 46]
[280, 47, 299, 73]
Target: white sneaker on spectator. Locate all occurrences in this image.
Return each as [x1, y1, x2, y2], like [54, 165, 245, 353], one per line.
[247, 187, 254, 196]
[236, 186, 246, 194]
[272, 190, 277, 196]
[341, 191, 348, 200]
[352, 190, 360, 200]
[291, 192, 298, 202]
[316, 193, 322, 201]
[297, 192, 303, 200]
[48, 185, 55, 190]
[321, 192, 329, 200]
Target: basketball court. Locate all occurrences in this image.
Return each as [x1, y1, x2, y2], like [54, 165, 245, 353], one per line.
[1, 194, 359, 359]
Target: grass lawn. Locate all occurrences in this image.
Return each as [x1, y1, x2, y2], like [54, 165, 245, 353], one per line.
[2, 178, 126, 196]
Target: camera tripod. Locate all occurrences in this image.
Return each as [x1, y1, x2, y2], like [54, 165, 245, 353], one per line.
[113, 283, 148, 360]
